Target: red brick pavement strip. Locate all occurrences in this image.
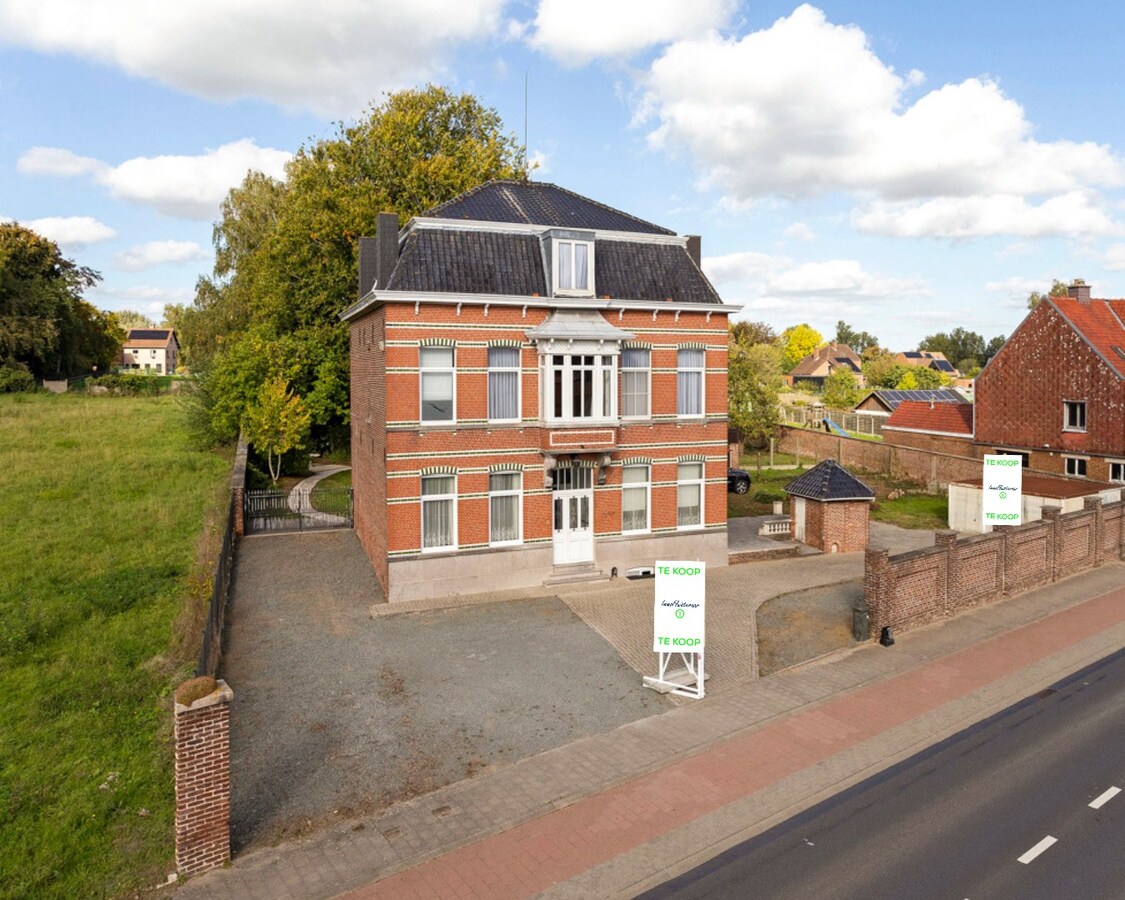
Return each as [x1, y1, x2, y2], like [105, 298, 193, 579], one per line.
[346, 586, 1125, 900]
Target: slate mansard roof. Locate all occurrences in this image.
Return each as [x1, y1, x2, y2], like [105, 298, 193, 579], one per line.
[381, 180, 724, 305]
[785, 459, 876, 502]
[424, 180, 676, 235]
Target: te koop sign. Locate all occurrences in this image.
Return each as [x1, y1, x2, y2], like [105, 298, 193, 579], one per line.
[982, 454, 1023, 526]
[653, 561, 705, 652]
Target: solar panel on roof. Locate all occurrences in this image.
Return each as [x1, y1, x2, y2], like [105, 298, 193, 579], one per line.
[903, 351, 923, 358]
[933, 360, 955, 372]
[127, 329, 170, 340]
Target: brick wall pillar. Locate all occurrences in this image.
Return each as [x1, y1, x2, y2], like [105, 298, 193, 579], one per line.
[933, 530, 957, 616]
[1083, 497, 1105, 566]
[232, 487, 245, 537]
[864, 547, 890, 638]
[174, 678, 234, 877]
[1041, 505, 1062, 582]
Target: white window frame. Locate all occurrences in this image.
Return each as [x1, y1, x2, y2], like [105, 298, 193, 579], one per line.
[1064, 455, 1088, 477]
[419, 345, 456, 424]
[1063, 400, 1087, 432]
[677, 348, 706, 419]
[1109, 460, 1125, 483]
[488, 471, 523, 547]
[487, 346, 522, 423]
[553, 239, 594, 296]
[621, 464, 651, 535]
[676, 461, 706, 531]
[543, 352, 618, 424]
[620, 349, 651, 420]
[420, 474, 457, 552]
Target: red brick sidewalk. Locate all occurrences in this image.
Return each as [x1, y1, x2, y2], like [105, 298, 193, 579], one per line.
[348, 587, 1125, 899]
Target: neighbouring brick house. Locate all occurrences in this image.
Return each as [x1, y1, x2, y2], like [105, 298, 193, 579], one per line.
[786, 459, 875, 553]
[343, 181, 737, 602]
[786, 342, 864, 389]
[975, 279, 1125, 483]
[882, 399, 974, 455]
[895, 349, 959, 378]
[120, 328, 179, 374]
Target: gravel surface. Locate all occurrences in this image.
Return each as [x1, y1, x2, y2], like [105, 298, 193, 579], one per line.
[756, 580, 863, 676]
[219, 531, 668, 852]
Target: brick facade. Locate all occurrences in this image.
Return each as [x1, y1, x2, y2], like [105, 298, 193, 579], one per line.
[975, 298, 1125, 478]
[796, 497, 870, 553]
[174, 680, 233, 876]
[864, 498, 1124, 637]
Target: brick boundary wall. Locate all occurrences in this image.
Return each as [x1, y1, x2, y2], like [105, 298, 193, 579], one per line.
[174, 680, 234, 876]
[864, 497, 1124, 637]
[778, 426, 994, 490]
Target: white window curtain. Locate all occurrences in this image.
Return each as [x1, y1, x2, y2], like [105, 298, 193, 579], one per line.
[677, 349, 705, 417]
[677, 462, 703, 528]
[574, 242, 589, 290]
[420, 346, 454, 422]
[621, 349, 650, 418]
[558, 242, 573, 290]
[421, 475, 455, 548]
[621, 465, 649, 533]
[488, 347, 520, 421]
[489, 472, 521, 544]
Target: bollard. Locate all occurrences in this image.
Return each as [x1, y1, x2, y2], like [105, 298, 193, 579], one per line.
[879, 625, 895, 647]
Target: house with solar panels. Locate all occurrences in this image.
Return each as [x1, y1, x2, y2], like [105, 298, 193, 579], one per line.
[975, 279, 1125, 483]
[894, 350, 959, 379]
[342, 181, 739, 602]
[854, 388, 970, 416]
[786, 342, 864, 390]
[120, 329, 179, 374]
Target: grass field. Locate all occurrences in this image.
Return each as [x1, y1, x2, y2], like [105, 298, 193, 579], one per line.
[0, 393, 229, 898]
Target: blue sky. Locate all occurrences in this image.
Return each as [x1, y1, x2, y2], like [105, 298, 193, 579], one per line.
[4, 1, 1125, 352]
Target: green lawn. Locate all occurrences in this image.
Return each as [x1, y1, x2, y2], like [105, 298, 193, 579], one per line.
[0, 393, 229, 898]
[871, 492, 949, 530]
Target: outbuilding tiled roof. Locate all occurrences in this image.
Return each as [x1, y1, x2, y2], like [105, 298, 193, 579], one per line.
[424, 180, 675, 235]
[857, 388, 967, 412]
[1049, 297, 1125, 378]
[785, 459, 875, 502]
[884, 400, 974, 436]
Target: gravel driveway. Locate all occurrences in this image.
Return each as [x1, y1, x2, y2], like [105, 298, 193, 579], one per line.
[219, 531, 668, 852]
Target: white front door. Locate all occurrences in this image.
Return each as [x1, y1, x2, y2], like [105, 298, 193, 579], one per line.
[794, 497, 806, 541]
[553, 466, 593, 565]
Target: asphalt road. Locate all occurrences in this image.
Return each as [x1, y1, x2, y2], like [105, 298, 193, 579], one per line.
[644, 648, 1125, 900]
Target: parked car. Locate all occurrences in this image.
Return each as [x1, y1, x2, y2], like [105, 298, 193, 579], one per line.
[727, 467, 751, 494]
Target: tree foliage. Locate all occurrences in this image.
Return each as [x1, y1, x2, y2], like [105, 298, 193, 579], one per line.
[729, 326, 783, 448]
[0, 223, 120, 379]
[185, 85, 525, 448]
[833, 320, 879, 355]
[822, 367, 863, 409]
[896, 366, 949, 389]
[730, 320, 777, 347]
[778, 323, 824, 373]
[1027, 279, 1069, 310]
[111, 309, 156, 332]
[242, 377, 312, 483]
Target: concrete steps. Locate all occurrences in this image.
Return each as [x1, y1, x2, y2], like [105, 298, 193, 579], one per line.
[543, 563, 610, 586]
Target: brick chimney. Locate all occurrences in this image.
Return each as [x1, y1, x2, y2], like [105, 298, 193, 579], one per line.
[686, 235, 701, 268]
[357, 212, 400, 299]
[1067, 278, 1091, 303]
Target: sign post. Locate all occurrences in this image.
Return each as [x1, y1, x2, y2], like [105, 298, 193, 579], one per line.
[643, 560, 706, 699]
[982, 454, 1023, 529]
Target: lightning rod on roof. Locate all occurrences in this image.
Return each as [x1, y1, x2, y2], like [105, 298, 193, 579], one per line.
[524, 71, 530, 181]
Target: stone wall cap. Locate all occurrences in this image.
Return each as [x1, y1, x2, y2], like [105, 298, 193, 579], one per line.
[174, 679, 233, 714]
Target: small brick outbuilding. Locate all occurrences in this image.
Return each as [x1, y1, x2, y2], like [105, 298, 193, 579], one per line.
[786, 460, 876, 553]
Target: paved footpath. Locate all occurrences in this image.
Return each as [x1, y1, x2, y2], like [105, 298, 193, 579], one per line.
[177, 563, 1125, 900]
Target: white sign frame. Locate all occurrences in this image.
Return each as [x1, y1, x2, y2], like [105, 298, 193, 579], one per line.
[982, 454, 1023, 529]
[643, 560, 706, 699]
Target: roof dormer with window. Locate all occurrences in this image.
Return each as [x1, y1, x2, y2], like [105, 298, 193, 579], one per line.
[543, 229, 595, 298]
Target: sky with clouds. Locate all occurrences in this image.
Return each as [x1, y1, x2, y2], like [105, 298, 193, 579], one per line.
[3, 0, 1125, 349]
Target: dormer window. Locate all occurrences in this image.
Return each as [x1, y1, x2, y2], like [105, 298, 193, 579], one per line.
[551, 235, 594, 296]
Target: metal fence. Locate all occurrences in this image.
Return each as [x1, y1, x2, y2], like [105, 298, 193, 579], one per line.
[780, 405, 885, 437]
[197, 492, 237, 676]
[244, 487, 354, 534]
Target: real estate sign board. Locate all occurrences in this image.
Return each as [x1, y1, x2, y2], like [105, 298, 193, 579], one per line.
[653, 561, 706, 652]
[982, 454, 1023, 526]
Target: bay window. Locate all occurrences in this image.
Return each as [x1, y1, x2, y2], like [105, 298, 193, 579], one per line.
[544, 353, 617, 422]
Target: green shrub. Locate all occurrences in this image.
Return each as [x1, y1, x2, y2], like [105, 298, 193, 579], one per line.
[0, 365, 36, 393]
[89, 373, 164, 395]
[752, 488, 787, 504]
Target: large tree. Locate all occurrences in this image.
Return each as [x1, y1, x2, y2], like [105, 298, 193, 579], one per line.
[729, 339, 783, 448]
[833, 320, 879, 355]
[188, 85, 525, 447]
[0, 223, 120, 379]
[1026, 279, 1068, 310]
[111, 309, 156, 332]
[822, 367, 863, 409]
[918, 328, 986, 368]
[778, 323, 824, 373]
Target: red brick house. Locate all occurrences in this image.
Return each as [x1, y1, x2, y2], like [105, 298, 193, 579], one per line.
[895, 350, 959, 378]
[786, 342, 864, 389]
[343, 181, 737, 602]
[975, 279, 1125, 483]
[882, 399, 974, 455]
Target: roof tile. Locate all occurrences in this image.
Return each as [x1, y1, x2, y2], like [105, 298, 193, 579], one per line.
[885, 400, 973, 435]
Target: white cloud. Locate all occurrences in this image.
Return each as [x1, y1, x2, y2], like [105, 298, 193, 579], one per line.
[528, 149, 550, 176]
[528, 0, 735, 65]
[19, 139, 291, 219]
[12, 215, 117, 246]
[767, 259, 925, 297]
[114, 240, 209, 271]
[90, 284, 193, 315]
[0, 0, 506, 116]
[783, 221, 815, 241]
[1103, 244, 1125, 271]
[642, 4, 1125, 238]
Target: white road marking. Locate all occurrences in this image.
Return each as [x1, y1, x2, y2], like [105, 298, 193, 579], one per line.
[1089, 786, 1121, 809]
[1018, 835, 1057, 864]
